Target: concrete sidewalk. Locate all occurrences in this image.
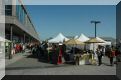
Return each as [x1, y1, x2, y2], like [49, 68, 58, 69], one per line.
[6, 55, 116, 75]
[5, 49, 31, 66]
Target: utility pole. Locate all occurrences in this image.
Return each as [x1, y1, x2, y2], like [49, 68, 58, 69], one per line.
[91, 21, 101, 38]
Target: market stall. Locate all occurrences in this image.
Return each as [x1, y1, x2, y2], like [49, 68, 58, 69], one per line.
[84, 38, 105, 65]
[64, 39, 84, 65]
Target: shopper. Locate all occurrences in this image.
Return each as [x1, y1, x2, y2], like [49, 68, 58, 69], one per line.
[96, 47, 103, 66]
[57, 43, 63, 64]
[109, 48, 115, 66]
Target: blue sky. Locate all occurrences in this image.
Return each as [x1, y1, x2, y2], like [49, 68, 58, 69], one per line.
[22, 0, 120, 5]
[26, 5, 116, 40]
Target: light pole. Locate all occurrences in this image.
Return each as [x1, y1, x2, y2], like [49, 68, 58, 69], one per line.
[91, 21, 101, 38]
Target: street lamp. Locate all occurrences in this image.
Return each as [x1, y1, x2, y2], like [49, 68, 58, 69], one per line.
[91, 21, 101, 38]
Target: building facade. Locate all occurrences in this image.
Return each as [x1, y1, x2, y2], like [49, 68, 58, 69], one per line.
[5, 0, 40, 43]
[117, 2, 121, 44]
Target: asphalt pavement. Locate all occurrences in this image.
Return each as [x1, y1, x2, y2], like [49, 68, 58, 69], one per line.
[5, 51, 116, 75]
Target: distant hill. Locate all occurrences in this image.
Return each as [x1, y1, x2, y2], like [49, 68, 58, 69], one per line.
[100, 37, 116, 45]
[100, 37, 115, 41]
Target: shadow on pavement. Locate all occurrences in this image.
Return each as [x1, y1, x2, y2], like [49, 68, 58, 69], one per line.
[102, 62, 116, 67]
[24, 54, 37, 59]
[38, 57, 49, 63]
[5, 64, 71, 71]
[24, 54, 56, 64]
[24, 54, 48, 63]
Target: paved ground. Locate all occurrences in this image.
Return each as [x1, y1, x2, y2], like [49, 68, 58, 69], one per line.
[5, 52, 26, 66]
[5, 52, 116, 75]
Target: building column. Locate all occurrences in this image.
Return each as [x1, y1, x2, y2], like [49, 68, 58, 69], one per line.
[24, 33, 26, 44]
[29, 37, 31, 43]
[9, 24, 13, 59]
[12, 0, 16, 16]
[10, 25, 13, 42]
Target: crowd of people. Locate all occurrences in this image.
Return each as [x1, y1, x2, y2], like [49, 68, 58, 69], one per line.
[94, 45, 121, 66]
[28, 41, 121, 66]
[11, 43, 26, 55]
[30, 41, 66, 65]
[10, 41, 121, 66]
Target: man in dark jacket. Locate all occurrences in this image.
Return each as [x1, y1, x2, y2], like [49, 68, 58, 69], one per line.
[96, 47, 103, 66]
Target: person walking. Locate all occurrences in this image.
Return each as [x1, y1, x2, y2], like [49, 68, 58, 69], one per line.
[43, 42, 48, 62]
[96, 47, 103, 66]
[57, 44, 63, 64]
[109, 48, 115, 66]
[22, 44, 25, 53]
[62, 44, 67, 62]
[52, 45, 58, 65]
[102, 46, 105, 56]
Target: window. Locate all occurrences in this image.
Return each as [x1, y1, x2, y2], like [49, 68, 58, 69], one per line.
[16, 5, 26, 25]
[5, 5, 12, 16]
[16, 5, 19, 18]
[16, 4, 34, 30]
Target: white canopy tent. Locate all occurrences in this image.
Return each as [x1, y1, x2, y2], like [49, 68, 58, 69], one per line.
[96, 37, 111, 46]
[77, 33, 90, 42]
[75, 34, 90, 49]
[77, 34, 89, 49]
[48, 33, 69, 43]
[74, 35, 79, 39]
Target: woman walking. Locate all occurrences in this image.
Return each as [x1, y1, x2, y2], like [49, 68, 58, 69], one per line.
[57, 44, 63, 64]
[109, 48, 115, 66]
